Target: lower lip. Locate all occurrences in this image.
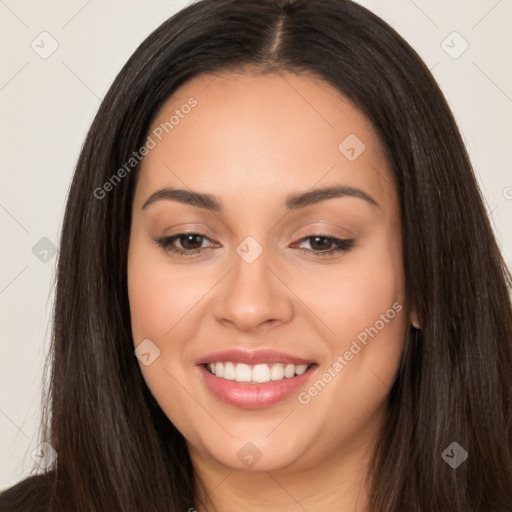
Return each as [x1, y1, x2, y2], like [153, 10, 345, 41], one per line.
[197, 364, 318, 409]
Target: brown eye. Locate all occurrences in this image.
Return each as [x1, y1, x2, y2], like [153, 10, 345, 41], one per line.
[294, 235, 354, 257]
[176, 234, 205, 250]
[155, 232, 215, 255]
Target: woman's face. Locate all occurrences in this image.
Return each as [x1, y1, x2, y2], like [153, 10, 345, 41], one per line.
[128, 71, 413, 474]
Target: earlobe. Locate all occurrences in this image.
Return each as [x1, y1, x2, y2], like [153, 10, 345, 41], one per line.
[410, 310, 421, 329]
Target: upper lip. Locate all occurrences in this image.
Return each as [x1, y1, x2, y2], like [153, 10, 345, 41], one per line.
[196, 349, 316, 366]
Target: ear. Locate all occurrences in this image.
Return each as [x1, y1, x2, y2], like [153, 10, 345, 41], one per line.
[410, 310, 421, 329]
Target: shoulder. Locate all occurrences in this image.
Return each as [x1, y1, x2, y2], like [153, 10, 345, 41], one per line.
[0, 471, 56, 512]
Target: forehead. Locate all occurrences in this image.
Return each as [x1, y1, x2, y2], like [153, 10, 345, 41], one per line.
[134, 71, 396, 214]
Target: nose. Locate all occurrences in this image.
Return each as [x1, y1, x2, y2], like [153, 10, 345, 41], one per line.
[213, 247, 294, 332]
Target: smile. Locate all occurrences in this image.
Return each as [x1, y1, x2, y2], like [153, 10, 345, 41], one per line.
[205, 362, 312, 383]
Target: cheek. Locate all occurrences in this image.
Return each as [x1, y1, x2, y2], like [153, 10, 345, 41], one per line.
[345, 244, 407, 370]
[341, 261, 402, 337]
[294, 251, 405, 342]
[127, 243, 204, 433]
[308, 241, 407, 406]
[127, 243, 206, 343]
[292, 236, 408, 402]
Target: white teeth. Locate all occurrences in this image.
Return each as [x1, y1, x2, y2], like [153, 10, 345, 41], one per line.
[223, 362, 236, 380]
[235, 363, 252, 382]
[295, 365, 308, 375]
[270, 363, 284, 380]
[252, 364, 270, 383]
[205, 362, 311, 383]
[284, 363, 295, 378]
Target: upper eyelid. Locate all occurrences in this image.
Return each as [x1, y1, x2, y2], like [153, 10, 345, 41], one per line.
[161, 222, 353, 241]
[161, 231, 351, 248]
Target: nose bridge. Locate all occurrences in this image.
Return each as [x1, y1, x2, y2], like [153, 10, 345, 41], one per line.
[213, 236, 294, 330]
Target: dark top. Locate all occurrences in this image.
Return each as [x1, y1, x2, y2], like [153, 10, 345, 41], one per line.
[0, 472, 56, 511]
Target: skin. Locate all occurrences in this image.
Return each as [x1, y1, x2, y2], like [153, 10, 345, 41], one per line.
[127, 70, 416, 512]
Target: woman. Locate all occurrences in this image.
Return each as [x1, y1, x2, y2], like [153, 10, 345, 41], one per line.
[1, 0, 511, 510]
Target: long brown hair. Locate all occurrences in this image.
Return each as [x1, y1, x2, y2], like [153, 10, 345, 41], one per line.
[2, 0, 511, 510]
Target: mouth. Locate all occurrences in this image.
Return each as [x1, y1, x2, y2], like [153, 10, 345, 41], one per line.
[197, 361, 319, 409]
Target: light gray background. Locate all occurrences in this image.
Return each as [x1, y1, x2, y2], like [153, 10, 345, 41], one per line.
[1, 0, 511, 490]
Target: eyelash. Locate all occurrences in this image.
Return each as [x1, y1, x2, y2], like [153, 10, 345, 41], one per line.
[155, 232, 354, 258]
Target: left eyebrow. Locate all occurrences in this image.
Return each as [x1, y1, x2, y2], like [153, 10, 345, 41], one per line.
[141, 185, 380, 211]
[284, 185, 380, 210]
